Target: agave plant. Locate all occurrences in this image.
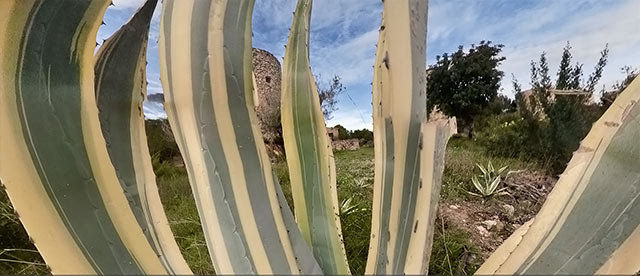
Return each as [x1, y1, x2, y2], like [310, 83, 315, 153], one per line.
[468, 161, 509, 198]
[339, 197, 364, 217]
[0, 0, 639, 275]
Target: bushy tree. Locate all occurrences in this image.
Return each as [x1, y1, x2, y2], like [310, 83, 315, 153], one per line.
[317, 75, 345, 120]
[510, 42, 609, 173]
[555, 42, 584, 90]
[427, 41, 506, 134]
[145, 119, 181, 162]
[475, 92, 517, 131]
[485, 93, 516, 114]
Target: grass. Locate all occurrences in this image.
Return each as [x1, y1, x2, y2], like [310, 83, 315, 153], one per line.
[333, 148, 375, 274]
[428, 218, 481, 275]
[0, 137, 540, 275]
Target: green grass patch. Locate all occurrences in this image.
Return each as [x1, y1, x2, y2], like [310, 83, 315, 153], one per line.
[428, 218, 481, 275]
[334, 147, 374, 275]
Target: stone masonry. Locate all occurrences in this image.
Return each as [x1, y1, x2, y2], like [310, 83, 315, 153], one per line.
[252, 48, 282, 145]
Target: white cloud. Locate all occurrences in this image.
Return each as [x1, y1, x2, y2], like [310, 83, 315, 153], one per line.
[499, 0, 640, 91]
[143, 101, 167, 120]
[310, 29, 379, 86]
[111, 0, 145, 10]
[327, 108, 372, 131]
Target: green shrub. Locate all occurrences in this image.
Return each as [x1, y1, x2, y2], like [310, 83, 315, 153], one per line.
[542, 96, 601, 173]
[468, 161, 509, 198]
[476, 96, 603, 174]
[474, 112, 527, 158]
[350, 129, 373, 146]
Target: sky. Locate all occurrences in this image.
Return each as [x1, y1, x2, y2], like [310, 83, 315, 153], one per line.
[99, 0, 640, 130]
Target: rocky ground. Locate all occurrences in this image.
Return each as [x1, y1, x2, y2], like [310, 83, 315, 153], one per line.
[438, 170, 557, 264]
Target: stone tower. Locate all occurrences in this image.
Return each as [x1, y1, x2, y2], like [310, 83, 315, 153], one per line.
[252, 48, 282, 145]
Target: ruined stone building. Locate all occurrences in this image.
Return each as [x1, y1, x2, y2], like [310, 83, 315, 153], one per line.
[252, 48, 359, 155]
[252, 48, 282, 145]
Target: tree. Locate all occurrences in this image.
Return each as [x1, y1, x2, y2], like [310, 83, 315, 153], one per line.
[485, 93, 516, 114]
[585, 46, 610, 93]
[555, 42, 584, 90]
[526, 43, 608, 109]
[317, 75, 345, 120]
[426, 41, 506, 133]
[601, 66, 638, 110]
[350, 128, 373, 145]
[514, 42, 609, 174]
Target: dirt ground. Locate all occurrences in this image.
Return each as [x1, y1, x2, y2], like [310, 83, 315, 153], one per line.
[438, 169, 557, 261]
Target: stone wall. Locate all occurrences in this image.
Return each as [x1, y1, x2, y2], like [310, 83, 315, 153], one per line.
[332, 139, 360, 151]
[252, 48, 282, 144]
[326, 127, 339, 141]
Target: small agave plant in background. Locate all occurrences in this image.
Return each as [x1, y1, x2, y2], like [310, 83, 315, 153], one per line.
[468, 161, 509, 198]
[1, 0, 639, 275]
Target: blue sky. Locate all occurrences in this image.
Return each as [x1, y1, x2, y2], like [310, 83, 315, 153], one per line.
[99, 0, 640, 130]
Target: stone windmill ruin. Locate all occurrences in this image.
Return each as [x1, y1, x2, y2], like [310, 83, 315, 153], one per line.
[252, 48, 285, 158]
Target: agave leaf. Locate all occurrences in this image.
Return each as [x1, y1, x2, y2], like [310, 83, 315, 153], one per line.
[159, 0, 321, 274]
[0, 1, 166, 274]
[477, 76, 640, 275]
[471, 176, 483, 195]
[497, 165, 508, 175]
[467, 191, 484, 198]
[402, 119, 454, 274]
[476, 163, 488, 176]
[479, 219, 535, 274]
[487, 161, 495, 173]
[366, 0, 435, 274]
[340, 197, 359, 217]
[280, 0, 350, 274]
[94, 0, 191, 273]
[488, 176, 502, 194]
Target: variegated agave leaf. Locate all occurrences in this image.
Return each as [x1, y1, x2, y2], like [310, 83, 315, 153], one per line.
[366, 0, 443, 274]
[0, 0, 166, 274]
[159, 0, 322, 274]
[281, 0, 350, 274]
[95, 0, 192, 274]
